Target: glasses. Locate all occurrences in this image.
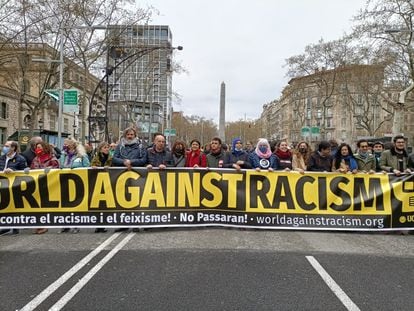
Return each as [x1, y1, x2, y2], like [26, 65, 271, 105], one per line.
[360, 145, 369, 148]
[396, 141, 405, 144]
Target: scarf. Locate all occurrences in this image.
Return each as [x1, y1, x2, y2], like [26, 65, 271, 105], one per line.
[275, 149, 292, 160]
[341, 155, 358, 171]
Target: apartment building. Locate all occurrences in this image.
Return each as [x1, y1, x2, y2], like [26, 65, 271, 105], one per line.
[261, 64, 414, 147]
[0, 42, 102, 148]
[106, 25, 175, 141]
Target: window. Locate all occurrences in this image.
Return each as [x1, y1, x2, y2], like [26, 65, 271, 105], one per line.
[0, 102, 8, 119]
[0, 127, 6, 144]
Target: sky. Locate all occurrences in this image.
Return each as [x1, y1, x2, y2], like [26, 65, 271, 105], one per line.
[141, 0, 366, 123]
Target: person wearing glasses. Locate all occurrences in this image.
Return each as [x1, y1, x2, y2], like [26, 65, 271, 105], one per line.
[354, 139, 376, 173]
[380, 135, 409, 175]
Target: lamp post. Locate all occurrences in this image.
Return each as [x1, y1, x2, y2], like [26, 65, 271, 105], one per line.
[88, 44, 183, 144]
[38, 119, 44, 136]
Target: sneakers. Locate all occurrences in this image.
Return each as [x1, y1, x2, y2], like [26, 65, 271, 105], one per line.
[59, 228, 79, 233]
[58, 228, 70, 233]
[94, 228, 107, 233]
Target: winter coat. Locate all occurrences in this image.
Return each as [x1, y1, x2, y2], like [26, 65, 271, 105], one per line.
[0, 153, 27, 171]
[112, 142, 147, 167]
[249, 152, 279, 170]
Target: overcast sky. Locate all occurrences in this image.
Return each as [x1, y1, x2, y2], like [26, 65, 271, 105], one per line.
[142, 0, 365, 123]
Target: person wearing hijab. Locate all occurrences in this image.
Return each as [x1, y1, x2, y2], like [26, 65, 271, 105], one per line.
[223, 138, 252, 170]
[332, 143, 358, 174]
[249, 138, 280, 171]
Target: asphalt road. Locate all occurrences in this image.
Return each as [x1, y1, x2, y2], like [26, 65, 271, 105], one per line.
[1, 228, 413, 311]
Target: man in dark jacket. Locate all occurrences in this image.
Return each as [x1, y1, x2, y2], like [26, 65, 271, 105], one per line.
[0, 140, 27, 235]
[146, 134, 173, 169]
[307, 140, 333, 172]
[206, 137, 226, 168]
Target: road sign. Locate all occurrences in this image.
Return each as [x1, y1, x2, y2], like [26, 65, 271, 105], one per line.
[45, 89, 78, 113]
[164, 128, 176, 136]
[301, 127, 310, 137]
[311, 126, 320, 135]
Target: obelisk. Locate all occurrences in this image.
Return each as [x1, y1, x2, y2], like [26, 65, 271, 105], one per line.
[218, 82, 226, 142]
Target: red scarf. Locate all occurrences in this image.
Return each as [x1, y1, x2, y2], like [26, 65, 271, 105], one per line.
[275, 149, 292, 160]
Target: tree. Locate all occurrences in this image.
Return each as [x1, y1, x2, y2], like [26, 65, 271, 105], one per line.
[0, 0, 153, 140]
[352, 0, 414, 134]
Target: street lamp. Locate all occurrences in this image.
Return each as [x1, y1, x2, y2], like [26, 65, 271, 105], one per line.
[32, 30, 64, 149]
[88, 44, 183, 144]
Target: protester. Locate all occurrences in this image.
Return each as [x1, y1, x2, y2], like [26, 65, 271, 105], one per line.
[307, 140, 333, 172]
[380, 135, 409, 175]
[223, 138, 252, 170]
[112, 127, 147, 170]
[249, 138, 279, 171]
[146, 134, 173, 169]
[244, 141, 254, 154]
[0, 141, 27, 235]
[171, 140, 187, 167]
[59, 138, 90, 233]
[111, 127, 147, 232]
[206, 137, 226, 168]
[372, 141, 384, 172]
[21, 136, 42, 167]
[109, 142, 117, 157]
[30, 141, 60, 234]
[354, 139, 376, 173]
[292, 141, 312, 173]
[332, 143, 358, 174]
[185, 139, 207, 168]
[274, 140, 292, 171]
[91, 141, 112, 168]
[60, 138, 91, 169]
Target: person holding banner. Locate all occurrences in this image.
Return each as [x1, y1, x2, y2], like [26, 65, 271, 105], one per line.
[223, 138, 252, 171]
[171, 140, 187, 167]
[30, 141, 60, 234]
[249, 138, 279, 171]
[112, 127, 147, 170]
[185, 139, 207, 168]
[332, 143, 358, 174]
[59, 138, 90, 233]
[354, 139, 376, 173]
[307, 140, 333, 172]
[146, 134, 173, 169]
[380, 135, 409, 176]
[206, 137, 226, 168]
[91, 141, 113, 168]
[0, 140, 27, 235]
[292, 141, 312, 174]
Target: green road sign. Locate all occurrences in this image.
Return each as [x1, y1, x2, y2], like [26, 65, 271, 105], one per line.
[301, 127, 310, 137]
[45, 89, 78, 113]
[311, 126, 320, 134]
[164, 128, 177, 136]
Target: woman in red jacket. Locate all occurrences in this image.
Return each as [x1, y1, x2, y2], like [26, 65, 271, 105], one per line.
[185, 139, 207, 168]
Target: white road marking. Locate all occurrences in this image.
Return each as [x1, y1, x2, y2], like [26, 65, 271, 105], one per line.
[49, 233, 134, 311]
[20, 233, 122, 311]
[306, 255, 361, 311]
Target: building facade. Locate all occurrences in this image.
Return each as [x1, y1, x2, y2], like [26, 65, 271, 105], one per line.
[0, 42, 102, 148]
[106, 25, 175, 142]
[261, 65, 414, 147]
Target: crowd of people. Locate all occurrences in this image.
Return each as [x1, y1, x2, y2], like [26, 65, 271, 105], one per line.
[1, 127, 413, 235]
